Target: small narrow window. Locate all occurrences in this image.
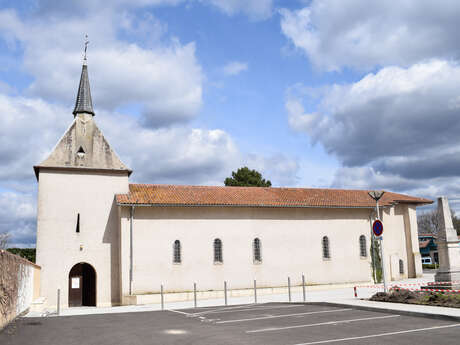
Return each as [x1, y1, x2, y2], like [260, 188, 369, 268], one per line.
[76, 213, 80, 233]
[359, 235, 367, 257]
[322, 236, 330, 259]
[399, 259, 404, 274]
[214, 238, 223, 263]
[173, 240, 181, 264]
[253, 238, 262, 263]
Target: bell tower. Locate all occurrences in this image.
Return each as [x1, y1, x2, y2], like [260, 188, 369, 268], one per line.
[34, 49, 131, 309]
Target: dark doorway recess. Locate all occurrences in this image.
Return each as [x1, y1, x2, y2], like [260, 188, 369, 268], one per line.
[68, 263, 96, 307]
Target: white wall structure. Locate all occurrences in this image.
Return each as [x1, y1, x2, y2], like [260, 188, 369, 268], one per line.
[36, 170, 129, 307]
[15, 263, 36, 315]
[116, 186, 429, 304]
[0, 250, 40, 329]
[34, 60, 431, 309]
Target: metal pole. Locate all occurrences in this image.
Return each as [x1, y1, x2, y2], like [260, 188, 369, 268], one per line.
[57, 288, 60, 316]
[224, 281, 228, 306]
[129, 206, 134, 295]
[302, 274, 306, 302]
[380, 236, 388, 293]
[288, 277, 291, 302]
[376, 200, 388, 293]
[370, 216, 377, 283]
[253, 279, 257, 304]
[194, 282, 197, 308]
[161, 284, 164, 311]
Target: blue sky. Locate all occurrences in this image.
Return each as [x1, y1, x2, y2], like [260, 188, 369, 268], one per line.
[1, 0, 460, 246]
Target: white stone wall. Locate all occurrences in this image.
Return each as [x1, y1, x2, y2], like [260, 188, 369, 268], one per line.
[0, 250, 40, 329]
[36, 169, 129, 308]
[16, 264, 35, 315]
[118, 205, 416, 297]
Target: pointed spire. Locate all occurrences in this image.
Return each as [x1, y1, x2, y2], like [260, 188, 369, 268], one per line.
[73, 36, 94, 116]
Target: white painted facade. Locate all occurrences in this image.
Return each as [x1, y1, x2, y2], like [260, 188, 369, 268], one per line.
[36, 170, 129, 307]
[118, 204, 421, 302]
[16, 263, 37, 315]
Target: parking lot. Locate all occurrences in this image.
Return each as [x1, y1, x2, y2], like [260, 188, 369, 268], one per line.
[2, 302, 460, 344]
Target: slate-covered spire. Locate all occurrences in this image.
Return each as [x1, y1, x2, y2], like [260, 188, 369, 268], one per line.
[73, 60, 95, 116]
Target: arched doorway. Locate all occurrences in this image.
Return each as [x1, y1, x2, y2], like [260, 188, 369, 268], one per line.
[68, 263, 96, 307]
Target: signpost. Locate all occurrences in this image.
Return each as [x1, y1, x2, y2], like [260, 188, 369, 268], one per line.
[372, 220, 383, 237]
[368, 191, 388, 293]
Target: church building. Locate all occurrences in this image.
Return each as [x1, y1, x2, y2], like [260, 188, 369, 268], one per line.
[34, 59, 431, 308]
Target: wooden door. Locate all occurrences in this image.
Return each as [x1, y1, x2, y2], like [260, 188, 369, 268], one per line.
[69, 275, 82, 307]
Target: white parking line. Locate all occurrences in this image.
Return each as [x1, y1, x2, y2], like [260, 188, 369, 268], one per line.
[167, 309, 194, 316]
[191, 304, 257, 315]
[246, 315, 400, 333]
[291, 323, 460, 345]
[194, 304, 305, 316]
[216, 309, 351, 324]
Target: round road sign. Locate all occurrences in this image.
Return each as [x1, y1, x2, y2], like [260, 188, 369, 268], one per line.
[373, 219, 383, 236]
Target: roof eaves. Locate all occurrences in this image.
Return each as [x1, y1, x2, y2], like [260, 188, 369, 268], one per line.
[115, 202, 378, 209]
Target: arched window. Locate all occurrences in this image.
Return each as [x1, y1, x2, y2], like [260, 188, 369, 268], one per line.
[214, 238, 223, 263]
[173, 240, 181, 264]
[399, 259, 404, 274]
[322, 236, 330, 259]
[359, 235, 367, 257]
[253, 238, 262, 263]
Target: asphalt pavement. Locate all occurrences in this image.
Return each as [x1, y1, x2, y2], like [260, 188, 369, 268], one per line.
[2, 302, 460, 345]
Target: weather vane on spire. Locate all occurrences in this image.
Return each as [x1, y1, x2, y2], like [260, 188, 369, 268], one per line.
[84, 34, 89, 61]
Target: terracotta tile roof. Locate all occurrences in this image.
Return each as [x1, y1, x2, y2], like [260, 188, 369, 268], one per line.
[116, 184, 432, 208]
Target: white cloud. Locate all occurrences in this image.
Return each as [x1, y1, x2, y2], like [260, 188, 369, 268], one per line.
[222, 61, 248, 76]
[287, 59, 460, 205]
[97, 111, 240, 185]
[0, 90, 241, 186]
[0, 191, 36, 248]
[243, 153, 300, 187]
[0, 94, 69, 184]
[287, 60, 460, 166]
[280, 1, 460, 71]
[0, 8, 203, 127]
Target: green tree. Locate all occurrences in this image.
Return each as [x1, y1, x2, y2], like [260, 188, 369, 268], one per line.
[7, 248, 36, 263]
[370, 236, 382, 283]
[224, 167, 272, 187]
[453, 214, 460, 236]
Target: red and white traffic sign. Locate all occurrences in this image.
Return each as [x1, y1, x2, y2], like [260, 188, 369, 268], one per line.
[372, 219, 383, 237]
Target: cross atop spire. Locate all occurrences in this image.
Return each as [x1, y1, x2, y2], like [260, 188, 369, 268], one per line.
[73, 35, 94, 116]
[83, 34, 89, 63]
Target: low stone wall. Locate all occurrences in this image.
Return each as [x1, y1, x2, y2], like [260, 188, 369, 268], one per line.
[0, 250, 41, 329]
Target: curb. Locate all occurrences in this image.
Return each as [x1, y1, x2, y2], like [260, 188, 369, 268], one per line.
[307, 301, 460, 322]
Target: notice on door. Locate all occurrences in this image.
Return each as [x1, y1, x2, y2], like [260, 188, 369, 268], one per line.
[71, 277, 80, 289]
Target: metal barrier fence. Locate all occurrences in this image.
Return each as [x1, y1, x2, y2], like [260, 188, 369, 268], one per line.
[154, 274, 308, 310]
